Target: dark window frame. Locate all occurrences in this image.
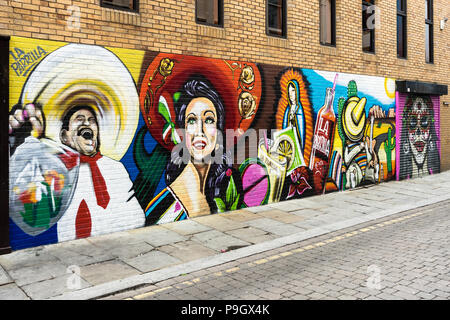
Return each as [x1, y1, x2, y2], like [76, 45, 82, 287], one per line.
[425, 0, 434, 63]
[319, 0, 336, 47]
[397, 0, 407, 59]
[362, 0, 376, 54]
[266, 0, 287, 39]
[100, 0, 139, 13]
[195, 0, 224, 28]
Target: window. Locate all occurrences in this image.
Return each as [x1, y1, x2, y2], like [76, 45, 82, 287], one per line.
[320, 0, 336, 46]
[267, 0, 287, 38]
[425, 0, 434, 63]
[397, 0, 407, 58]
[362, 0, 375, 53]
[101, 0, 138, 12]
[196, 0, 223, 27]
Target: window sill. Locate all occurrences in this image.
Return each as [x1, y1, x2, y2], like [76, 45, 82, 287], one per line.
[362, 51, 377, 62]
[424, 62, 436, 70]
[266, 35, 288, 48]
[101, 7, 141, 26]
[397, 57, 408, 67]
[197, 24, 226, 39]
[319, 44, 337, 56]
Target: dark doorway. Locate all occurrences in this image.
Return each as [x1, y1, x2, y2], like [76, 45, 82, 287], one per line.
[0, 35, 11, 254]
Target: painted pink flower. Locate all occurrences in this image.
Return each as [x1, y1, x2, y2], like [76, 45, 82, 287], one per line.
[287, 167, 312, 199]
[226, 169, 232, 177]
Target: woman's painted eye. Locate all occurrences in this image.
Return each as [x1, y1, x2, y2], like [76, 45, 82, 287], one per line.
[420, 116, 429, 129]
[409, 117, 417, 130]
[205, 117, 215, 124]
[187, 117, 196, 125]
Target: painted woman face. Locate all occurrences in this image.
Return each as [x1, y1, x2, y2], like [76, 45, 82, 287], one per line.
[288, 83, 297, 105]
[184, 97, 218, 163]
[407, 97, 432, 166]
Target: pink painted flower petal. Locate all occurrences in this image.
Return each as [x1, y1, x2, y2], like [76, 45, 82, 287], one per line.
[287, 184, 296, 199]
[296, 177, 312, 195]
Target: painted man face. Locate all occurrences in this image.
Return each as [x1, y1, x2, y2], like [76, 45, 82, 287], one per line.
[61, 108, 99, 156]
[184, 97, 218, 163]
[407, 97, 431, 166]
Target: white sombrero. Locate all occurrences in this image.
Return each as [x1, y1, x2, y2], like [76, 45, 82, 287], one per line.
[19, 44, 139, 161]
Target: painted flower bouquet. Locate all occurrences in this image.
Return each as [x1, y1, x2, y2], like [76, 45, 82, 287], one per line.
[9, 136, 79, 236]
[14, 170, 66, 229]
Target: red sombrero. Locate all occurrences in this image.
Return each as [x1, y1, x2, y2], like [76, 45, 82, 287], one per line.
[139, 53, 262, 150]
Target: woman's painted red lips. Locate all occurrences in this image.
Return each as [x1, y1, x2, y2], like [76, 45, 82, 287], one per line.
[193, 140, 207, 150]
[414, 141, 425, 153]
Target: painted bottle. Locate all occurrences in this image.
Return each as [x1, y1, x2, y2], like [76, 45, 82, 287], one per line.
[309, 86, 336, 194]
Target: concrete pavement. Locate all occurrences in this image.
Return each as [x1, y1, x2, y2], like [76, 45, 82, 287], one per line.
[108, 200, 449, 300]
[0, 171, 449, 300]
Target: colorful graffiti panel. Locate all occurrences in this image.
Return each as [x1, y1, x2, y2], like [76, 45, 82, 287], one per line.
[396, 93, 440, 179]
[8, 37, 147, 249]
[8, 36, 402, 251]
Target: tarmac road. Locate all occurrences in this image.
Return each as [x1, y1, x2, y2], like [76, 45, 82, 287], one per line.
[105, 199, 450, 300]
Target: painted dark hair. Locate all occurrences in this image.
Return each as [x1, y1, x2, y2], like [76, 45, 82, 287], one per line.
[165, 76, 241, 211]
[399, 95, 440, 179]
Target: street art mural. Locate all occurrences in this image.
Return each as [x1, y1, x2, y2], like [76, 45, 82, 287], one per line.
[8, 36, 402, 251]
[396, 94, 440, 179]
[8, 38, 146, 249]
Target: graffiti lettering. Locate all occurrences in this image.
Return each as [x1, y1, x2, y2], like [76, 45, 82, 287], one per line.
[312, 133, 331, 158]
[10, 46, 47, 77]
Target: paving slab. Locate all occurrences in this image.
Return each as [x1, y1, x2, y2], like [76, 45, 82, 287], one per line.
[86, 230, 144, 247]
[244, 217, 286, 231]
[0, 265, 12, 286]
[288, 198, 329, 210]
[263, 224, 304, 237]
[21, 273, 91, 300]
[7, 261, 68, 286]
[160, 219, 212, 236]
[122, 250, 182, 273]
[42, 240, 116, 267]
[79, 260, 141, 286]
[268, 201, 306, 212]
[290, 208, 322, 218]
[0, 283, 29, 300]
[258, 209, 306, 224]
[91, 241, 154, 260]
[221, 209, 261, 222]
[0, 247, 60, 271]
[193, 215, 247, 232]
[224, 227, 271, 244]
[243, 204, 275, 213]
[157, 241, 218, 262]
[126, 226, 187, 247]
[190, 230, 251, 251]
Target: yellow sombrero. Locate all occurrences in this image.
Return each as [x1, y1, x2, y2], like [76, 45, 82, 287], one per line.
[343, 96, 367, 142]
[19, 44, 139, 161]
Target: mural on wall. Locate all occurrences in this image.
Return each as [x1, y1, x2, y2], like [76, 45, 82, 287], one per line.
[397, 94, 440, 179]
[136, 54, 262, 224]
[8, 38, 146, 249]
[7, 36, 401, 251]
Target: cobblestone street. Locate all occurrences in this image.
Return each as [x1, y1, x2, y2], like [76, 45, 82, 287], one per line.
[106, 200, 450, 300]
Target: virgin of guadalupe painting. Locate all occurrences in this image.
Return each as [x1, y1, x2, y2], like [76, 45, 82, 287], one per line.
[283, 80, 306, 151]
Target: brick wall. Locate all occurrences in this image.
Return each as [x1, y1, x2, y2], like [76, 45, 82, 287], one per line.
[1, 0, 448, 169]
